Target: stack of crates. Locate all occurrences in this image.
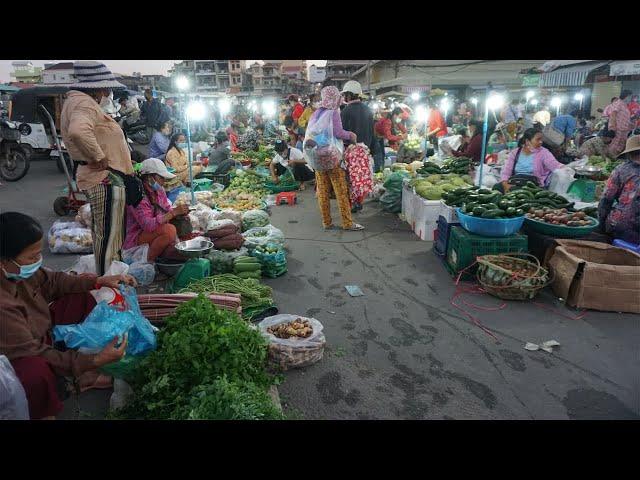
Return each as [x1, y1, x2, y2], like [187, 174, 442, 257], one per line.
[433, 215, 461, 257]
[444, 226, 528, 279]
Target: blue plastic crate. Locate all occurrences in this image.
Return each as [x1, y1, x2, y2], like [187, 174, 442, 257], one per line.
[434, 215, 461, 257]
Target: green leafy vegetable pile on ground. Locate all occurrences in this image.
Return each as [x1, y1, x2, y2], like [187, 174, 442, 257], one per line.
[109, 295, 283, 420]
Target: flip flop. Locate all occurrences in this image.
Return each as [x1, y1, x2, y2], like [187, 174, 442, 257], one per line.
[344, 223, 365, 231]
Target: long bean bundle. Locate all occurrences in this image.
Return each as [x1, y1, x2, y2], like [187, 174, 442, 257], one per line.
[180, 274, 274, 320]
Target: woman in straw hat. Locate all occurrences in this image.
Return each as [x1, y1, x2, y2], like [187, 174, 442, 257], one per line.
[598, 135, 640, 244]
[61, 61, 134, 275]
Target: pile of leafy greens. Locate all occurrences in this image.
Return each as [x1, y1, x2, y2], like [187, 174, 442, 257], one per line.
[109, 295, 283, 420]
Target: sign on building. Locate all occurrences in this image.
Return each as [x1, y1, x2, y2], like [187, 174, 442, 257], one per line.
[521, 74, 540, 87]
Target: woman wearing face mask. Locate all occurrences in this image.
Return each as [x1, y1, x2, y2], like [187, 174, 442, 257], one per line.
[123, 158, 190, 262]
[164, 133, 202, 186]
[496, 128, 563, 193]
[0, 212, 137, 420]
[61, 61, 134, 276]
[374, 107, 407, 151]
[148, 121, 173, 161]
[297, 94, 319, 131]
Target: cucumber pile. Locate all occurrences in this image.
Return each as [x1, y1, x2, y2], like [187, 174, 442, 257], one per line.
[443, 182, 574, 219]
[417, 157, 472, 176]
[233, 256, 262, 279]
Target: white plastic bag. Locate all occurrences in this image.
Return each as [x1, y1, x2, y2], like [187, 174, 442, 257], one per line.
[0, 355, 29, 420]
[242, 225, 285, 250]
[109, 379, 133, 411]
[48, 221, 93, 254]
[303, 109, 344, 172]
[241, 209, 270, 231]
[258, 315, 326, 370]
[547, 166, 575, 195]
[212, 209, 242, 229]
[122, 245, 149, 265]
[75, 203, 92, 228]
[474, 165, 500, 189]
[68, 254, 96, 274]
[128, 262, 155, 286]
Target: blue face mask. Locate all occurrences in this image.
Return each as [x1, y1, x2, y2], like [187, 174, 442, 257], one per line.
[150, 180, 163, 191]
[3, 257, 43, 280]
[177, 142, 188, 149]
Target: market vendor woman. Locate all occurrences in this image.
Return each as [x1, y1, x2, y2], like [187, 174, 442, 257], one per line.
[598, 135, 640, 245]
[270, 139, 315, 191]
[497, 128, 563, 192]
[123, 158, 190, 262]
[0, 212, 137, 420]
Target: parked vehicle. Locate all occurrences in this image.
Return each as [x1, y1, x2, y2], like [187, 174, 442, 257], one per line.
[0, 119, 30, 181]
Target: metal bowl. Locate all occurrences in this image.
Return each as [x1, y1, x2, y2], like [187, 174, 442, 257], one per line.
[175, 238, 214, 258]
[574, 165, 603, 177]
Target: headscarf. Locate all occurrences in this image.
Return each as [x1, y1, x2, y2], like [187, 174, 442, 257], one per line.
[320, 86, 341, 110]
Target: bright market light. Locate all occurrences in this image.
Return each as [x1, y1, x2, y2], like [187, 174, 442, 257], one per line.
[574, 92, 584, 101]
[526, 90, 535, 100]
[551, 97, 562, 108]
[415, 105, 429, 123]
[440, 98, 450, 113]
[470, 97, 478, 106]
[175, 76, 190, 91]
[218, 98, 231, 115]
[530, 98, 539, 106]
[486, 93, 505, 111]
[186, 101, 206, 121]
[411, 92, 420, 101]
[371, 102, 379, 110]
[262, 100, 276, 118]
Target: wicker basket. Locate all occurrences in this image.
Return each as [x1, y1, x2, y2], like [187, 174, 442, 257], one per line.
[476, 253, 553, 301]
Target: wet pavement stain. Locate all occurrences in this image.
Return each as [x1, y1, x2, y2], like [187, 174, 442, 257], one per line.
[529, 355, 556, 369]
[342, 323, 356, 331]
[332, 272, 342, 277]
[307, 277, 322, 290]
[388, 318, 435, 347]
[394, 300, 407, 310]
[499, 349, 527, 372]
[353, 341, 368, 357]
[404, 278, 419, 287]
[306, 307, 322, 317]
[364, 282, 381, 294]
[342, 259, 353, 267]
[563, 388, 639, 420]
[419, 324, 439, 334]
[288, 220, 299, 224]
[316, 371, 361, 407]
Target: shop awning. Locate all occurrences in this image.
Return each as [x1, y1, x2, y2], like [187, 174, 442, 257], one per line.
[610, 60, 640, 76]
[539, 62, 608, 87]
[0, 84, 21, 93]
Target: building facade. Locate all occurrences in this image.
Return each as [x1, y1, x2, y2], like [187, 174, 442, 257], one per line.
[10, 61, 43, 84]
[170, 60, 247, 95]
[308, 64, 327, 84]
[323, 60, 368, 90]
[42, 62, 75, 85]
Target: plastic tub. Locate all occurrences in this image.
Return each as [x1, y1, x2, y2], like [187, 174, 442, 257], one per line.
[523, 216, 599, 238]
[456, 208, 525, 237]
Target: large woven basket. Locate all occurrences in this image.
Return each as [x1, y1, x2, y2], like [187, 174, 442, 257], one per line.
[476, 253, 553, 301]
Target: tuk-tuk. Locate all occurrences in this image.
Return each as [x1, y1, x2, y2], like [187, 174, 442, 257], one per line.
[9, 86, 70, 163]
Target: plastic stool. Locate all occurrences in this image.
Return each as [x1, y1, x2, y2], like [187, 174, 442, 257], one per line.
[276, 191, 297, 206]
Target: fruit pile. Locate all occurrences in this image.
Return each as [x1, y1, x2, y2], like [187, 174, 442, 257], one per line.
[525, 208, 595, 227]
[267, 318, 313, 339]
[411, 173, 474, 200]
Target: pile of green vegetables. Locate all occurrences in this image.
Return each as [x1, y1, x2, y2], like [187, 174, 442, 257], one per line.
[181, 273, 274, 321]
[587, 155, 622, 177]
[108, 296, 283, 420]
[417, 157, 472, 176]
[444, 182, 574, 219]
[233, 256, 262, 279]
[410, 173, 474, 200]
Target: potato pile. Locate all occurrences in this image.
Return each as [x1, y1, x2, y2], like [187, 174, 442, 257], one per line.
[526, 208, 594, 227]
[268, 318, 313, 339]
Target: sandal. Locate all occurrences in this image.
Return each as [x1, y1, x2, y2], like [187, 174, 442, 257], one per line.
[344, 223, 365, 231]
[323, 224, 337, 230]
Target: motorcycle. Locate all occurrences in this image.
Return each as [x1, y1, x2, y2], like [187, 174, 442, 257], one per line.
[0, 119, 30, 181]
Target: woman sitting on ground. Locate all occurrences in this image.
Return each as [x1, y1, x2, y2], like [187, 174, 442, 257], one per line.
[123, 158, 190, 262]
[270, 139, 315, 191]
[578, 129, 617, 159]
[165, 133, 202, 186]
[0, 212, 137, 420]
[496, 128, 564, 192]
[209, 130, 237, 176]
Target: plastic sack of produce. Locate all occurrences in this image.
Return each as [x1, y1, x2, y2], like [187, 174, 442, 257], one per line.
[48, 221, 93, 254]
[122, 245, 149, 265]
[242, 225, 285, 251]
[258, 314, 326, 371]
[174, 190, 216, 208]
[212, 233, 244, 251]
[52, 285, 157, 357]
[208, 246, 249, 274]
[303, 109, 343, 172]
[206, 222, 240, 240]
[0, 355, 29, 420]
[74, 203, 92, 228]
[547, 166, 576, 196]
[186, 203, 218, 232]
[241, 209, 270, 232]
[127, 262, 155, 286]
[251, 243, 287, 278]
[212, 209, 242, 229]
[378, 171, 408, 213]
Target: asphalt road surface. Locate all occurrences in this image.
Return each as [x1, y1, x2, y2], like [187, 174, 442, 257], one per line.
[2, 157, 638, 420]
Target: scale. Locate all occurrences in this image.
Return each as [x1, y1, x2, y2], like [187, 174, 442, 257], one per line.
[567, 165, 603, 203]
[169, 238, 213, 293]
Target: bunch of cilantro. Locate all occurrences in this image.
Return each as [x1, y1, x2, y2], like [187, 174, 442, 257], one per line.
[110, 295, 283, 420]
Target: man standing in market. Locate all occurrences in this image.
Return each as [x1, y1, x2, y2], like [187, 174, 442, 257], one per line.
[140, 89, 167, 138]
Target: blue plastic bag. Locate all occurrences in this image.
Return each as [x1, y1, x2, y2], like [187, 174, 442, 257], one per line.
[52, 285, 157, 356]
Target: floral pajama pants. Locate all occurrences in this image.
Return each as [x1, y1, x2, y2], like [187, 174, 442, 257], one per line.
[315, 167, 353, 229]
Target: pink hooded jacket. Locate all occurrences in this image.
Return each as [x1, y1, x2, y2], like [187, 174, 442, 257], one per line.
[500, 146, 564, 186]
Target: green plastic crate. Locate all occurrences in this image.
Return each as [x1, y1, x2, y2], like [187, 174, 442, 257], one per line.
[445, 226, 528, 278]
